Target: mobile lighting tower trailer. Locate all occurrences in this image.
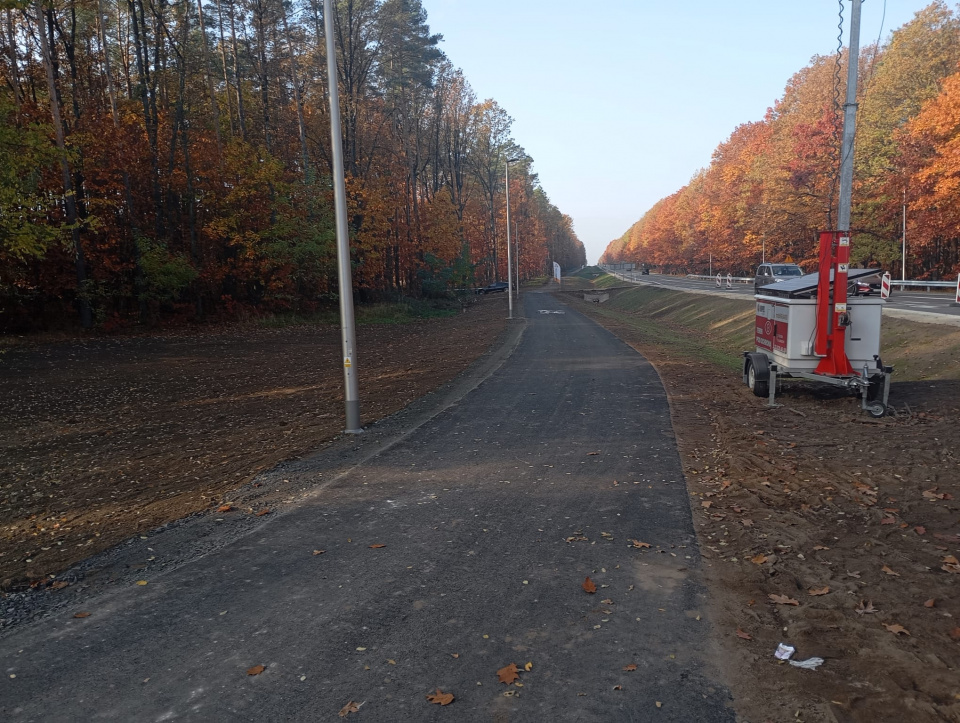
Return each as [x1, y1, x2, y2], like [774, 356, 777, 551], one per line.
[742, 0, 893, 418]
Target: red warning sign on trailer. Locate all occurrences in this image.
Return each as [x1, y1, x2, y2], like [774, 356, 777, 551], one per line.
[756, 302, 789, 354]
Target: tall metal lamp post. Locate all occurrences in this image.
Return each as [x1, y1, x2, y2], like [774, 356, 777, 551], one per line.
[324, 0, 361, 433]
[901, 186, 907, 281]
[505, 156, 522, 320]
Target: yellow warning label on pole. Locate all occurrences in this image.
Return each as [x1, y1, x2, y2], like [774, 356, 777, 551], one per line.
[344, 357, 352, 368]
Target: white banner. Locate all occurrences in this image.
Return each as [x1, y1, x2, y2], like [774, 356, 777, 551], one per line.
[553, 261, 561, 283]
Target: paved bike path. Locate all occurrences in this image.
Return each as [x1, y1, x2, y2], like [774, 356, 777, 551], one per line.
[1, 290, 733, 722]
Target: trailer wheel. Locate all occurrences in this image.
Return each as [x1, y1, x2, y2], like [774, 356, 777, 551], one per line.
[746, 355, 770, 398]
[866, 401, 886, 418]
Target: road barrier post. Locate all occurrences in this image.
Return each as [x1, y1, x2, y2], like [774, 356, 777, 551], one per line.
[726, 273, 733, 290]
[955, 273, 960, 306]
[881, 272, 891, 300]
[716, 273, 721, 288]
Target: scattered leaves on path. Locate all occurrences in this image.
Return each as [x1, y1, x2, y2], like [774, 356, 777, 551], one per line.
[136, 580, 148, 586]
[255, 509, 270, 517]
[855, 600, 878, 615]
[881, 565, 900, 577]
[768, 593, 799, 606]
[582, 577, 597, 594]
[884, 623, 910, 636]
[808, 586, 830, 596]
[497, 663, 520, 685]
[426, 689, 454, 706]
[623, 663, 637, 671]
[73, 612, 91, 618]
[369, 544, 386, 549]
[586, 451, 600, 456]
[750, 554, 768, 565]
[524, 662, 533, 672]
[925, 599, 936, 608]
[312, 550, 326, 555]
[736, 628, 752, 640]
[339, 701, 361, 717]
[629, 539, 651, 548]
[941, 555, 960, 574]
[949, 628, 960, 641]
[216, 504, 232, 513]
[246, 665, 265, 676]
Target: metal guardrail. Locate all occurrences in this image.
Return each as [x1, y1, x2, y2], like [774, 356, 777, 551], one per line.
[599, 266, 957, 293]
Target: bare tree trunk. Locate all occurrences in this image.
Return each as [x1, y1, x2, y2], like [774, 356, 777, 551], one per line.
[227, 0, 246, 140]
[128, 0, 163, 236]
[34, 0, 91, 328]
[5, 10, 21, 113]
[195, 0, 222, 158]
[213, 0, 234, 136]
[281, 4, 309, 182]
[252, 0, 269, 151]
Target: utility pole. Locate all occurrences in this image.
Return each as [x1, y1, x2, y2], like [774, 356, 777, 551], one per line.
[504, 156, 522, 319]
[901, 187, 907, 281]
[837, 0, 862, 234]
[324, 0, 361, 433]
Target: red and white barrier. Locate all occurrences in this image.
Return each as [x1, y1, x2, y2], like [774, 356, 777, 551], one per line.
[881, 272, 892, 300]
[726, 273, 733, 289]
[716, 273, 722, 288]
[956, 273, 960, 304]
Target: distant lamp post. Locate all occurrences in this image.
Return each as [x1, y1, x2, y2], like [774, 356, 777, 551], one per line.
[505, 156, 523, 320]
[901, 186, 907, 281]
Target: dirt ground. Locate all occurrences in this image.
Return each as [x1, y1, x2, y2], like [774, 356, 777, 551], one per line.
[3, 281, 959, 722]
[566, 289, 960, 723]
[0, 296, 507, 590]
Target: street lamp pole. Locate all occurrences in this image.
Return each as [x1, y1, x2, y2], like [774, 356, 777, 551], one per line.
[505, 156, 522, 319]
[324, 0, 361, 433]
[902, 186, 907, 281]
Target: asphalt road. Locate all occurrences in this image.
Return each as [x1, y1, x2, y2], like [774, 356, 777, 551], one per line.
[0, 290, 733, 722]
[610, 272, 960, 318]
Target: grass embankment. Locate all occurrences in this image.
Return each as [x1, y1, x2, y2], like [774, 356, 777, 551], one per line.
[565, 273, 960, 380]
[257, 298, 463, 328]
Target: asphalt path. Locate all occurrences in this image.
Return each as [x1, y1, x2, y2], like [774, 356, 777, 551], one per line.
[0, 290, 733, 722]
[611, 272, 960, 318]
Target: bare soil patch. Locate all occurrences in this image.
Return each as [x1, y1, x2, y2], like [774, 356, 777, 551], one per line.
[565, 290, 960, 723]
[0, 297, 507, 589]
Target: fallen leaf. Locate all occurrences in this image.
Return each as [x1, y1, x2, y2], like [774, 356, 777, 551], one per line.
[312, 550, 326, 555]
[924, 599, 936, 608]
[613, 685, 622, 691]
[586, 451, 600, 456]
[582, 577, 597, 594]
[73, 612, 91, 618]
[855, 600, 878, 615]
[426, 689, 454, 706]
[368, 544, 386, 549]
[450, 653, 459, 659]
[813, 545, 830, 551]
[50, 581, 69, 590]
[136, 580, 148, 586]
[623, 663, 637, 671]
[768, 594, 799, 606]
[656, 701, 663, 708]
[736, 628, 752, 640]
[923, 489, 946, 500]
[524, 662, 533, 671]
[915, 526, 926, 536]
[881, 565, 900, 577]
[808, 587, 830, 596]
[255, 509, 270, 517]
[601, 598, 614, 605]
[846, 570, 861, 579]
[701, 501, 712, 509]
[387, 659, 396, 665]
[629, 539, 651, 548]
[750, 554, 768, 565]
[949, 628, 960, 641]
[497, 663, 520, 685]
[247, 665, 265, 676]
[880, 517, 896, 525]
[217, 504, 232, 513]
[741, 519, 754, 527]
[338, 701, 360, 717]
[884, 623, 910, 636]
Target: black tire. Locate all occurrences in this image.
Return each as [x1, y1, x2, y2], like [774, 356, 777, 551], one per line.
[866, 401, 886, 418]
[747, 355, 770, 398]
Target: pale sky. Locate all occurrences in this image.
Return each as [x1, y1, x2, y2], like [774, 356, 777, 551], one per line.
[423, 0, 937, 263]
